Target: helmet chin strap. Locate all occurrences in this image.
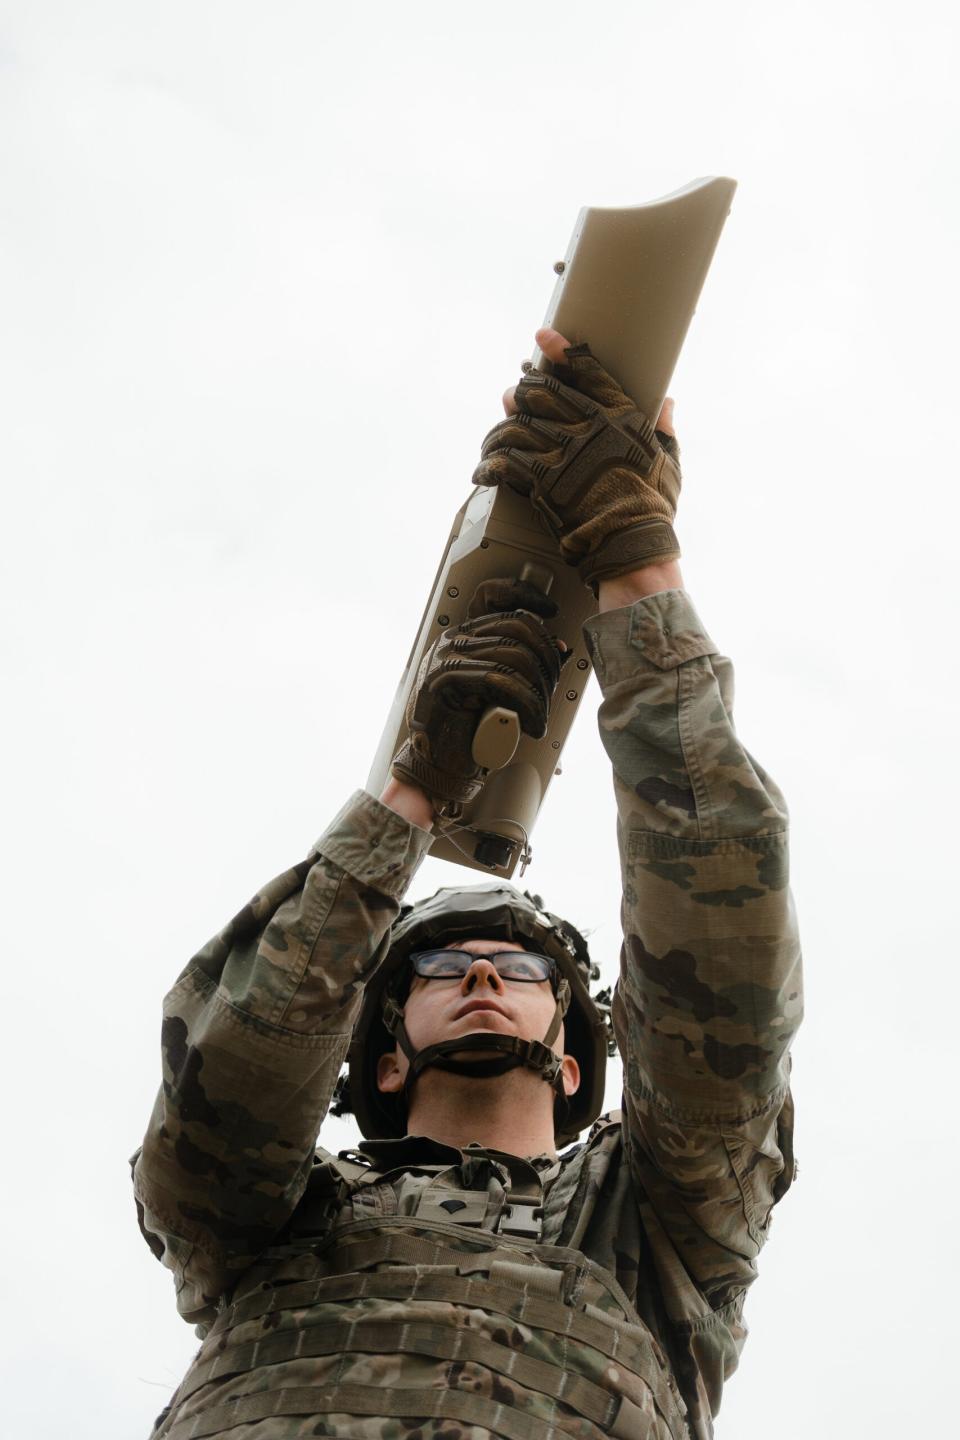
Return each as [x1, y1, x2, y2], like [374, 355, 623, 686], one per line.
[382, 976, 572, 1101]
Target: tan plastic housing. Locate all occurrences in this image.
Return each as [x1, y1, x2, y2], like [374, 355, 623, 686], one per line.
[367, 177, 737, 877]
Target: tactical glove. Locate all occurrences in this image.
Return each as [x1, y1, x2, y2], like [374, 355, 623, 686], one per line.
[472, 343, 682, 591]
[391, 578, 566, 817]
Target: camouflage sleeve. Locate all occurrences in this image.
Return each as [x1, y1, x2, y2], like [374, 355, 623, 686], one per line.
[131, 789, 433, 1326]
[584, 589, 801, 1332]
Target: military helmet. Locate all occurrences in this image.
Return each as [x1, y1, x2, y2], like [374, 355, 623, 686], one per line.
[337, 884, 615, 1148]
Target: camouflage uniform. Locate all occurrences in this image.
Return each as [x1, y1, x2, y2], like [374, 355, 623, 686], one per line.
[133, 588, 801, 1439]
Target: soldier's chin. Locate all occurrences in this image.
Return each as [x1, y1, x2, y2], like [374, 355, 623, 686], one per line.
[454, 1017, 512, 1040]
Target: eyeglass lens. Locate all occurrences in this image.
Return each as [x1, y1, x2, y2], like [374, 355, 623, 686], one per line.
[411, 949, 554, 982]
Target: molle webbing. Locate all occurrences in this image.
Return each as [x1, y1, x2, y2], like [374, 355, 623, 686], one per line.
[196, 1222, 687, 1436]
[177, 1316, 633, 1428]
[163, 1381, 660, 1440]
[200, 1268, 683, 1419]
[159, 1135, 692, 1440]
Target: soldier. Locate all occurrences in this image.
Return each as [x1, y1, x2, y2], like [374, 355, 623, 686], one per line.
[133, 328, 801, 1439]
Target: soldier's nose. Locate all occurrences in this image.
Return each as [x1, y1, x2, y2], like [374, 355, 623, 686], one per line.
[463, 959, 504, 994]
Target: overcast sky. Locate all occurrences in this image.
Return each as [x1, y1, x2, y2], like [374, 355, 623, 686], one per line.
[2, 2, 958, 1436]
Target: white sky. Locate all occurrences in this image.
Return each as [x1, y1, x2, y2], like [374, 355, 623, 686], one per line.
[2, 1, 958, 1435]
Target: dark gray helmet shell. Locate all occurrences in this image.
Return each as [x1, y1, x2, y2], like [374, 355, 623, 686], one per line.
[343, 883, 613, 1147]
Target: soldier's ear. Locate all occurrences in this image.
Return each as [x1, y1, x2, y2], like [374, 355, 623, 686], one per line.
[377, 1049, 404, 1095]
[561, 1054, 581, 1098]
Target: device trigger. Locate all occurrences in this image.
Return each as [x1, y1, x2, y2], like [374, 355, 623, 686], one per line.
[472, 708, 521, 770]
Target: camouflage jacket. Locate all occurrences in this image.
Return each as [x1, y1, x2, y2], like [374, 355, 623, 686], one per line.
[133, 589, 801, 1439]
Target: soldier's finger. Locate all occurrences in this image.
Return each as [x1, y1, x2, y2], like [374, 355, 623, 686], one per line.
[534, 327, 573, 363]
[503, 331, 572, 414]
[471, 451, 535, 496]
[436, 652, 550, 735]
[467, 578, 559, 621]
[513, 371, 596, 424]
[553, 343, 633, 411]
[453, 633, 557, 703]
[656, 397, 676, 437]
[481, 414, 567, 460]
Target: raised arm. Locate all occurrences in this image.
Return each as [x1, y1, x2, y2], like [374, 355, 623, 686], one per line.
[132, 791, 433, 1325]
[587, 564, 801, 1429]
[134, 580, 568, 1327]
[592, 558, 800, 1229]
[479, 332, 802, 1427]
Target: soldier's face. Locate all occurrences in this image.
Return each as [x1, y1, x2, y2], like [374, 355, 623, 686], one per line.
[376, 937, 580, 1097]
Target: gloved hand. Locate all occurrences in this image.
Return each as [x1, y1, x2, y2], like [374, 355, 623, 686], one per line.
[472, 342, 681, 591]
[390, 578, 566, 817]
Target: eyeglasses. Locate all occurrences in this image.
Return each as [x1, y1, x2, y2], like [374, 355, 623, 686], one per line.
[410, 949, 556, 983]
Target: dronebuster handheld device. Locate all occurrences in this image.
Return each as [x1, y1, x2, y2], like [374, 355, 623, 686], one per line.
[368, 177, 737, 877]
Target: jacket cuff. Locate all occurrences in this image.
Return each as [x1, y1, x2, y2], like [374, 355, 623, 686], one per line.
[583, 588, 718, 688]
[313, 790, 433, 900]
